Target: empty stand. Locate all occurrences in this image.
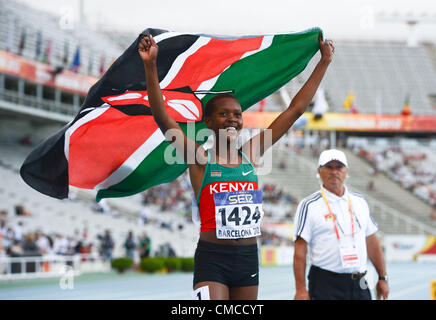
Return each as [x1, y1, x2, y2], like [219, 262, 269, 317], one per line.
[285, 42, 436, 115]
[0, 0, 123, 77]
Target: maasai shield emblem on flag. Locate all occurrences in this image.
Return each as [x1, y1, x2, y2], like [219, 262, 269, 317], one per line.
[20, 27, 322, 201]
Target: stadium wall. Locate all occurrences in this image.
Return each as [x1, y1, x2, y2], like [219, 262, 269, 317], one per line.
[243, 111, 436, 133]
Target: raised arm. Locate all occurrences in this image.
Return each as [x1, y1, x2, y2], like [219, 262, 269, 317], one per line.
[242, 34, 334, 163]
[138, 35, 207, 167]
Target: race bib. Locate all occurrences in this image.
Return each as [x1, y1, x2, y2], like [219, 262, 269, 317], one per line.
[213, 190, 264, 239]
[339, 236, 360, 268]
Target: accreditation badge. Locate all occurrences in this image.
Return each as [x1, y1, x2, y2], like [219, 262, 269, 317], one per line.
[213, 189, 264, 239]
[339, 235, 360, 269]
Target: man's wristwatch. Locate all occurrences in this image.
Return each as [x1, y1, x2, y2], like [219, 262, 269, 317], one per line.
[378, 275, 388, 282]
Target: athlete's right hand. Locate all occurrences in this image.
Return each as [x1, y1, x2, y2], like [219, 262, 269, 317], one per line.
[294, 288, 310, 300]
[138, 35, 158, 64]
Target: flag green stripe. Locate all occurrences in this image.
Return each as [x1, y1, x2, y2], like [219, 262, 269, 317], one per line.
[203, 28, 322, 109]
[96, 124, 188, 201]
[96, 122, 204, 201]
[97, 142, 187, 201]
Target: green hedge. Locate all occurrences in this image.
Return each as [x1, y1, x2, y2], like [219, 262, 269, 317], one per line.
[180, 257, 195, 272]
[140, 257, 166, 273]
[139, 257, 194, 273]
[164, 257, 183, 272]
[111, 257, 134, 272]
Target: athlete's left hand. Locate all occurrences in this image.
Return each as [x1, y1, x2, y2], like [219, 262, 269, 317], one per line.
[319, 34, 334, 64]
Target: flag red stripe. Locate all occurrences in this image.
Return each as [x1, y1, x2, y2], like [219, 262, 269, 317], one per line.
[68, 108, 158, 188]
[166, 37, 264, 90]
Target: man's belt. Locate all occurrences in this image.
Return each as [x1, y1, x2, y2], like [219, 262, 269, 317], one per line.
[312, 265, 367, 280]
[351, 271, 367, 280]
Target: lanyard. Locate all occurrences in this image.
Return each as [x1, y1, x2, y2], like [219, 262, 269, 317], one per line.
[320, 189, 355, 240]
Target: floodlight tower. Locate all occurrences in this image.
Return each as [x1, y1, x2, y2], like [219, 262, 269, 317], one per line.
[376, 12, 436, 47]
[78, 0, 85, 25]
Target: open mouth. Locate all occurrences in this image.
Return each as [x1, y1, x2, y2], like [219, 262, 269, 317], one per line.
[217, 126, 239, 141]
[225, 126, 238, 134]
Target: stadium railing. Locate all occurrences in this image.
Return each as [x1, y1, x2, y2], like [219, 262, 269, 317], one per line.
[0, 253, 110, 281]
[367, 196, 436, 235]
[1, 89, 76, 114]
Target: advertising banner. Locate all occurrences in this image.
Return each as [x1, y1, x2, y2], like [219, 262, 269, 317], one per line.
[384, 235, 436, 262]
[0, 50, 97, 95]
[243, 112, 436, 133]
[260, 246, 294, 266]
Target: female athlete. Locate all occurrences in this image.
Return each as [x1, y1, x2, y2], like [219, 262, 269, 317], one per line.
[138, 33, 334, 300]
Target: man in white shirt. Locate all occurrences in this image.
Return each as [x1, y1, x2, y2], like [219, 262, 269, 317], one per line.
[35, 231, 51, 255]
[293, 149, 389, 300]
[13, 222, 23, 242]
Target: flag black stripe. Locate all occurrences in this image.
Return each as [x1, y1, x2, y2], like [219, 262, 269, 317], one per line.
[80, 31, 200, 115]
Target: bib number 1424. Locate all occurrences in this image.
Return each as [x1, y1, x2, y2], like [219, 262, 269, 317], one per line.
[218, 206, 262, 227]
[213, 190, 264, 239]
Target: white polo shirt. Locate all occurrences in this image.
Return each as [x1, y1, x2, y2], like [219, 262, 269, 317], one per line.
[293, 185, 378, 274]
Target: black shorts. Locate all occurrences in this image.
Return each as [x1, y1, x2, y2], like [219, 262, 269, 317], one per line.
[193, 240, 259, 288]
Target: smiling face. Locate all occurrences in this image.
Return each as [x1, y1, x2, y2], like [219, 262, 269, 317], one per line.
[205, 96, 243, 142]
[318, 160, 348, 193]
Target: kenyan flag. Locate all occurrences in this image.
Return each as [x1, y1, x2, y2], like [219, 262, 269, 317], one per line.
[20, 27, 322, 201]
